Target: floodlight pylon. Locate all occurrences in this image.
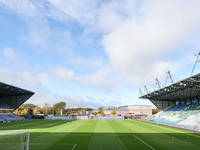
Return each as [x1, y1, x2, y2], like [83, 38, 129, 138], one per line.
[191, 50, 200, 76]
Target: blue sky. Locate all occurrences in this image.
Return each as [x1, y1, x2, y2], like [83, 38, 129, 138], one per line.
[1, 0, 200, 109]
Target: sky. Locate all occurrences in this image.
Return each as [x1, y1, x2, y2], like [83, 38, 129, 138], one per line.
[1, 0, 200, 109]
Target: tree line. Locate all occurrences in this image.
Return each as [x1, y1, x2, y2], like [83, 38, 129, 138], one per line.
[152, 108, 160, 115]
[13, 101, 93, 116]
[91, 109, 116, 116]
[13, 102, 159, 116]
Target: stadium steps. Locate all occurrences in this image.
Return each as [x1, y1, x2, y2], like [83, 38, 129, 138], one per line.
[12, 114, 25, 120]
[9, 115, 20, 121]
[188, 115, 196, 119]
[159, 104, 187, 117]
[169, 106, 200, 124]
[0, 101, 14, 110]
[177, 112, 200, 126]
[169, 115, 180, 121]
[163, 104, 175, 111]
[177, 106, 200, 119]
[0, 114, 17, 122]
[0, 102, 7, 109]
[152, 104, 200, 124]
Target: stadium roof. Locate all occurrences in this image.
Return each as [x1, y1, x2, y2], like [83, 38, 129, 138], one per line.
[139, 72, 200, 110]
[0, 82, 34, 110]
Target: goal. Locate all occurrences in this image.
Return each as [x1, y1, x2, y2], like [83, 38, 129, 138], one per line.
[0, 131, 30, 150]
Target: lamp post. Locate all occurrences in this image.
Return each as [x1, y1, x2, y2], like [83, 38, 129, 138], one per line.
[86, 96, 88, 111]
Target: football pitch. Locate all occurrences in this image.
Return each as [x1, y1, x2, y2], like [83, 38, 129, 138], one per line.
[1, 119, 200, 150]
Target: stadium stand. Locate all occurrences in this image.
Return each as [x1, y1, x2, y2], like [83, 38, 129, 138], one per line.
[11, 114, 25, 121]
[0, 82, 34, 123]
[0, 114, 17, 122]
[141, 102, 200, 131]
[177, 112, 200, 126]
[139, 63, 200, 131]
[151, 102, 200, 124]
[0, 114, 25, 123]
[0, 101, 8, 109]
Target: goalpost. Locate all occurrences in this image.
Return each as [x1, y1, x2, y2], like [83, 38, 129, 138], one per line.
[0, 131, 30, 150]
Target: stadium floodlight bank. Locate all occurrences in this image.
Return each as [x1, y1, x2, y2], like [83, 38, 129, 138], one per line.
[140, 72, 200, 110]
[0, 131, 30, 150]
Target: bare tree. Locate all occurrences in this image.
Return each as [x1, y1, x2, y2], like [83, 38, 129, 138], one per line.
[43, 103, 50, 116]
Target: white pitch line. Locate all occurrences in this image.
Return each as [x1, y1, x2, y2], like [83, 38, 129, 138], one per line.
[29, 143, 75, 145]
[133, 135, 155, 150]
[71, 144, 77, 150]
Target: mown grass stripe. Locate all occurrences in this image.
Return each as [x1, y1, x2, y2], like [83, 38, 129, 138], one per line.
[1, 119, 200, 150]
[87, 120, 128, 150]
[114, 119, 200, 150]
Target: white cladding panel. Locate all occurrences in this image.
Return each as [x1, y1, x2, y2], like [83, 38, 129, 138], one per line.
[128, 105, 151, 109]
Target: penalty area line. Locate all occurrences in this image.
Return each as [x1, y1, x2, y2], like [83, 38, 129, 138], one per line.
[71, 144, 77, 150]
[133, 135, 155, 150]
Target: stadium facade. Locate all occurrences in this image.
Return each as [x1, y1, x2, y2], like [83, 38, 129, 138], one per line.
[92, 105, 152, 119]
[118, 105, 152, 117]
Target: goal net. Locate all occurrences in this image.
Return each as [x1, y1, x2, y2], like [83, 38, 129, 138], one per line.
[0, 131, 30, 150]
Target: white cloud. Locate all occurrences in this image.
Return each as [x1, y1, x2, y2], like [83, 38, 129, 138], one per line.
[43, 0, 200, 87]
[53, 94, 85, 108]
[0, 1, 72, 48]
[99, 0, 200, 85]
[76, 67, 119, 92]
[0, 65, 76, 107]
[26, 89, 55, 108]
[2, 0, 200, 108]
[63, 54, 106, 69]
[0, 0, 42, 17]
[0, 65, 75, 88]
[3, 48, 19, 60]
[0, 66, 49, 88]
[48, 0, 99, 26]
[52, 94, 122, 109]
[50, 67, 74, 81]
[2, 0, 60, 18]
[97, 0, 138, 33]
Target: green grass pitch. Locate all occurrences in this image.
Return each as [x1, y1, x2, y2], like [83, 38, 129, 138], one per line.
[0, 119, 200, 150]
